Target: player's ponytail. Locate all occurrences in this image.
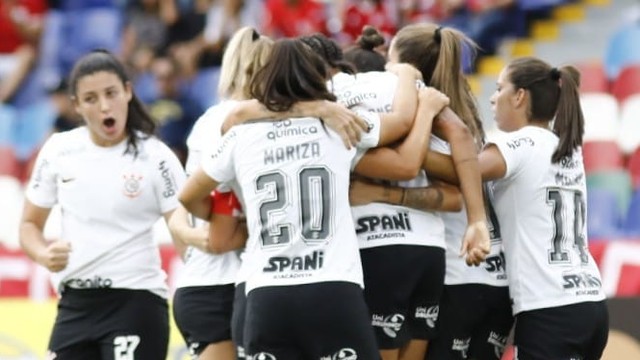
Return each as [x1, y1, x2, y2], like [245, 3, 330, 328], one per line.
[392, 24, 484, 147]
[506, 57, 584, 162]
[552, 65, 584, 163]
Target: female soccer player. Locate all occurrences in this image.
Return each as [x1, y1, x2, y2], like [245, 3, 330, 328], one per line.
[179, 38, 450, 360]
[481, 57, 607, 360]
[19, 50, 185, 360]
[168, 27, 272, 360]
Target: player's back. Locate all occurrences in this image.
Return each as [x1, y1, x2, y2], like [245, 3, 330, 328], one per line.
[227, 118, 368, 293]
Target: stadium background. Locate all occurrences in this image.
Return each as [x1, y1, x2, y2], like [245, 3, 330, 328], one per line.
[1, 0, 640, 358]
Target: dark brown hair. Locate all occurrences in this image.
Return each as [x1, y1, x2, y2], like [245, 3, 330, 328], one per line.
[299, 33, 355, 75]
[506, 57, 584, 162]
[69, 49, 155, 157]
[344, 26, 386, 73]
[250, 39, 336, 112]
[392, 24, 485, 146]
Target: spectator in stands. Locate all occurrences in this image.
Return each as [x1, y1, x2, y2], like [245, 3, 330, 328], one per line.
[341, 0, 397, 44]
[147, 55, 203, 164]
[121, 0, 178, 76]
[169, 0, 263, 78]
[263, 0, 328, 38]
[47, 79, 80, 133]
[0, 0, 47, 103]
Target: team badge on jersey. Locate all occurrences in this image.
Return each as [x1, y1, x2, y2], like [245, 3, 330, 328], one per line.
[250, 352, 277, 360]
[122, 173, 143, 198]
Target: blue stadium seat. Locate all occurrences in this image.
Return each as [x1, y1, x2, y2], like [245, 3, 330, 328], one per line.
[622, 189, 640, 236]
[189, 67, 220, 109]
[587, 188, 622, 239]
[604, 23, 640, 80]
[187, 67, 221, 110]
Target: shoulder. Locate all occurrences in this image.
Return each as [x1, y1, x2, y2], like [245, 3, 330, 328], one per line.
[187, 101, 237, 147]
[40, 127, 89, 157]
[489, 127, 538, 150]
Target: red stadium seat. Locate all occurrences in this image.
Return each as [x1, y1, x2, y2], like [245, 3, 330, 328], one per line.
[628, 147, 640, 189]
[583, 141, 624, 174]
[575, 61, 609, 93]
[611, 64, 640, 103]
[0, 147, 20, 180]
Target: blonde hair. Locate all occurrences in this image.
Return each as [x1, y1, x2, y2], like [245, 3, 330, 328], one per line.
[218, 27, 261, 99]
[392, 24, 484, 146]
[239, 36, 274, 99]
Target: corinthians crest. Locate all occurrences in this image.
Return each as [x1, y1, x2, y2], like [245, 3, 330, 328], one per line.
[122, 173, 143, 198]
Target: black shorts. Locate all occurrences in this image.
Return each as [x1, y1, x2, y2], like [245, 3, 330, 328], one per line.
[48, 288, 169, 360]
[426, 284, 514, 359]
[514, 300, 609, 360]
[244, 281, 379, 359]
[231, 282, 247, 359]
[172, 284, 234, 357]
[360, 245, 445, 349]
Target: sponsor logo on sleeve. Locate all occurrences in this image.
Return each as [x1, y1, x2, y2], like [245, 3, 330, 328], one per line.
[158, 161, 176, 198]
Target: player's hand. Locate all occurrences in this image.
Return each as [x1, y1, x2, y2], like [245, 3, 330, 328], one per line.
[37, 240, 71, 272]
[460, 220, 491, 266]
[185, 222, 212, 253]
[319, 102, 369, 150]
[385, 62, 423, 81]
[418, 87, 449, 115]
[349, 178, 381, 206]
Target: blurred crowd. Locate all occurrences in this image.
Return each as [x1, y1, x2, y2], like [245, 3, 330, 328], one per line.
[0, 0, 564, 180]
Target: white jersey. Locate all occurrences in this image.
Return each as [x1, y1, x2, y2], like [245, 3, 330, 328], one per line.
[329, 71, 445, 249]
[490, 126, 605, 314]
[178, 100, 242, 288]
[430, 138, 508, 286]
[200, 112, 381, 294]
[26, 127, 186, 298]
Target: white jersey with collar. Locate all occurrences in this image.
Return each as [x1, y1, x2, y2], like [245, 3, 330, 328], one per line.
[25, 127, 186, 298]
[329, 71, 445, 250]
[200, 112, 381, 295]
[178, 100, 242, 288]
[430, 137, 508, 287]
[490, 126, 605, 314]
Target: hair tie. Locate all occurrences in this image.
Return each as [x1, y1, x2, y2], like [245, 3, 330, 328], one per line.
[550, 67, 561, 81]
[434, 26, 443, 44]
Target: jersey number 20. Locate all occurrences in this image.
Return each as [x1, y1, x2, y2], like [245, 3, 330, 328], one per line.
[256, 167, 332, 247]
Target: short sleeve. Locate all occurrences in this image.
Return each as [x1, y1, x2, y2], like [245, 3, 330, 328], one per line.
[488, 131, 534, 179]
[152, 142, 187, 213]
[201, 128, 239, 184]
[355, 110, 381, 149]
[25, 135, 60, 208]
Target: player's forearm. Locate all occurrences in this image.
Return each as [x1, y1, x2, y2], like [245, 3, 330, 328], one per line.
[209, 219, 247, 254]
[434, 108, 486, 222]
[386, 69, 419, 135]
[19, 222, 48, 265]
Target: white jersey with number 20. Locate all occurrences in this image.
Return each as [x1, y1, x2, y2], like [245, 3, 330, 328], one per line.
[201, 113, 381, 295]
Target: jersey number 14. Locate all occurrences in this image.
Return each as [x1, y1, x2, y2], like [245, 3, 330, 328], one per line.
[547, 188, 589, 265]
